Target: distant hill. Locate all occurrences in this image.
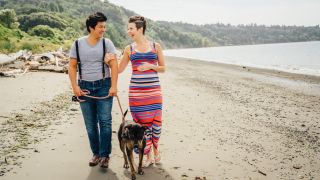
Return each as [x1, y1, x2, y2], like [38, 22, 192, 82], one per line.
[158, 21, 320, 46]
[0, 0, 320, 53]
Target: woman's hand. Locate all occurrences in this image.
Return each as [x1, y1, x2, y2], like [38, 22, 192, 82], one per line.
[104, 53, 116, 65]
[137, 62, 155, 71]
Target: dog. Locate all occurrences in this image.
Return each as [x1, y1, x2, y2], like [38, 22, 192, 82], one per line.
[118, 110, 146, 180]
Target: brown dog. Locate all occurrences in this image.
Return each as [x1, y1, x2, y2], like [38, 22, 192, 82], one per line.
[118, 110, 146, 180]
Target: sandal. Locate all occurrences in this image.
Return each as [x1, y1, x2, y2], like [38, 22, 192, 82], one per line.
[154, 153, 161, 164]
[143, 159, 154, 167]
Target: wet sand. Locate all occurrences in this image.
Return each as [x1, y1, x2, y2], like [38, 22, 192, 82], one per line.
[1, 56, 320, 179]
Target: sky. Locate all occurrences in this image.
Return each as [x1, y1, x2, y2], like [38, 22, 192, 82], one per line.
[107, 0, 320, 26]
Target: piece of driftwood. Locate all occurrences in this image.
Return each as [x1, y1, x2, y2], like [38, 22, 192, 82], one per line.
[27, 61, 40, 70]
[0, 47, 70, 76]
[0, 68, 28, 77]
[38, 65, 66, 73]
[0, 54, 15, 65]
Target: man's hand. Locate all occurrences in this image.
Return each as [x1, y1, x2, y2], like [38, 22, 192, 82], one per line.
[72, 85, 85, 96]
[108, 86, 117, 96]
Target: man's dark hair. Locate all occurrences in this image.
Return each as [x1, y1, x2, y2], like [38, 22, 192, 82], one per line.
[129, 15, 146, 34]
[86, 12, 107, 33]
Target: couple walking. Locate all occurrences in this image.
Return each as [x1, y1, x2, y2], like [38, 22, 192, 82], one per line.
[68, 12, 165, 168]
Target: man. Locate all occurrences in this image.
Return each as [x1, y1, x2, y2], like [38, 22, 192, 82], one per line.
[68, 12, 118, 168]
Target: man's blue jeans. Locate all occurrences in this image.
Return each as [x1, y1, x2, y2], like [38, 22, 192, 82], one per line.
[78, 78, 113, 158]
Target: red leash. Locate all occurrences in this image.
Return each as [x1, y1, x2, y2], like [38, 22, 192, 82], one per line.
[74, 89, 110, 102]
[74, 90, 125, 123]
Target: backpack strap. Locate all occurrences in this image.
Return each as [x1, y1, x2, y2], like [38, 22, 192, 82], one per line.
[75, 40, 82, 80]
[102, 38, 106, 80]
[76, 39, 108, 81]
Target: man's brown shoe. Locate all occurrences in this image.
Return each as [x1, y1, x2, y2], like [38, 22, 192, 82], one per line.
[99, 157, 109, 168]
[89, 155, 100, 166]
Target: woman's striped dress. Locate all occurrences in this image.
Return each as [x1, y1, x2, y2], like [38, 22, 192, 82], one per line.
[129, 42, 162, 155]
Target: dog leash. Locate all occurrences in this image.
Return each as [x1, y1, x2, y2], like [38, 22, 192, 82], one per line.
[72, 90, 126, 123]
[72, 89, 110, 102]
[116, 95, 126, 123]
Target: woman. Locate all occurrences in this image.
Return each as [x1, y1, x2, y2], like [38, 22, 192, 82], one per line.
[117, 15, 165, 167]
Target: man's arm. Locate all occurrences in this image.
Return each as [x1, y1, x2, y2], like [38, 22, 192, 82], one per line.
[68, 58, 83, 96]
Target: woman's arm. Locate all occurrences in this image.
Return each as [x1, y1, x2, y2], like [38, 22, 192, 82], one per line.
[153, 42, 165, 73]
[108, 56, 118, 96]
[118, 45, 130, 74]
[137, 42, 166, 73]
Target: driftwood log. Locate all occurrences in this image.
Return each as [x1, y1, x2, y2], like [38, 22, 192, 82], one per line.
[0, 48, 69, 77]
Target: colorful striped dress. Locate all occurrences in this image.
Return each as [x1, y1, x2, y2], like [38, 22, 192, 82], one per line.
[129, 41, 162, 155]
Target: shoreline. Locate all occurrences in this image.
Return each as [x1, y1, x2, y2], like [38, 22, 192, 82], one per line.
[1, 56, 319, 179]
[164, 40, 320, 50]
[165, 55, 320, 82]
[164, 40, 320, 78]
[167, 56, 320, 97]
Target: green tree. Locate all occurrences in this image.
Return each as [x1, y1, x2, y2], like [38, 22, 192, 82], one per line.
[0, 9, 19, 28]
[28, 25, 55, 38]
[18, 12, 68, 31]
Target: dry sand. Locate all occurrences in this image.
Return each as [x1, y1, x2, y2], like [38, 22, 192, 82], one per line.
[1, 56, 320, 180]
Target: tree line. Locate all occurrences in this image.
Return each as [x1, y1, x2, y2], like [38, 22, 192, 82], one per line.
[0, 0, 319, 53]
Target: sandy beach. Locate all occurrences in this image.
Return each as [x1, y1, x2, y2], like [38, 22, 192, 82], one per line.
[1, 56, 320, 180]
